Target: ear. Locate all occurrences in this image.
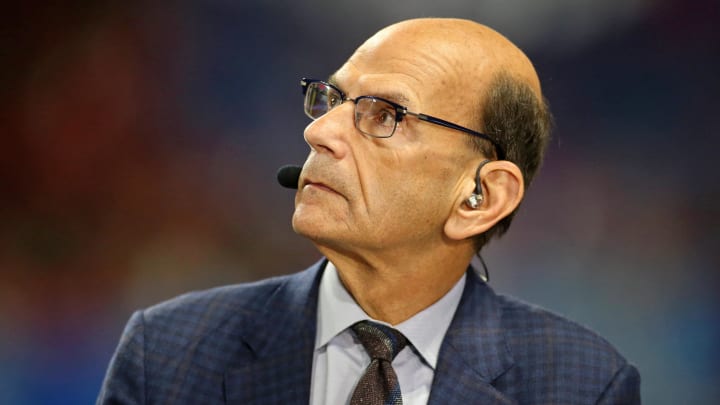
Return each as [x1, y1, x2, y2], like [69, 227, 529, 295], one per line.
[444, 161, 524, 241]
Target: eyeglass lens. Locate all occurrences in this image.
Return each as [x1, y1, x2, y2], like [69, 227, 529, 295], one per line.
[304, 82, 398, 138]
[304, 82, 342, 119]
[354, 97, 397, 137]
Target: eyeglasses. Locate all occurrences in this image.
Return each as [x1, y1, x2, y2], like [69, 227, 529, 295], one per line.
[301, 78, 505, 159]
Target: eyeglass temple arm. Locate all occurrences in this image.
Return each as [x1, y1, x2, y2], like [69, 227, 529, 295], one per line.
[404, 111, 505, 159]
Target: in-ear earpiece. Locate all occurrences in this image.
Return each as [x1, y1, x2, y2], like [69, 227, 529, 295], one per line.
[465, 159, 492, 209]
[465, 193, 483, 209]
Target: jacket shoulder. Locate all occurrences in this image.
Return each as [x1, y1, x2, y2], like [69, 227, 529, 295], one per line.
[140, 272, 294, 350]
[498, 294, 623, 359]
[495, 294, 639, 402]
[97, 266, 322, 405]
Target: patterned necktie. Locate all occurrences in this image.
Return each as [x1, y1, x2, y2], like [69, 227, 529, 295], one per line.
[350, 320, 409, 405]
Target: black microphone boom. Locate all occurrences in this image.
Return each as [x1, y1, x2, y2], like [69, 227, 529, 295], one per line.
[277, 164, 302, 189]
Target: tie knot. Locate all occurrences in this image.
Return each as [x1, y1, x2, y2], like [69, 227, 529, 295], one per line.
[351, 321, 408, 362]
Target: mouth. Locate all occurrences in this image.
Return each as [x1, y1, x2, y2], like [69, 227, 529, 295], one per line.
[301, 177, 346, 199]
[303, 179, 336, 193]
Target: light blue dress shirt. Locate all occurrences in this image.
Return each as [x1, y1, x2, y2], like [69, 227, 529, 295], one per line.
[310, 262, 466, 405]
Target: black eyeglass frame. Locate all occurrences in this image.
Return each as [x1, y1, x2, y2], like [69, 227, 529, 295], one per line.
[301, 78, 505, 160]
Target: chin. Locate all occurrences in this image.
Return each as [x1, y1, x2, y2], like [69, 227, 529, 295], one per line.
[293, 200, 344, 233]
[292, 213, 347, 249]
[292, 210, 327, 240]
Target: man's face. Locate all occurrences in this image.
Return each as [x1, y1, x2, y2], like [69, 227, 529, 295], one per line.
[292, 28, 481, 255]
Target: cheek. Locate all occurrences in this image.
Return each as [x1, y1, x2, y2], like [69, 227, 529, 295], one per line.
[358, 164, 406, 211]
[404, 160, 460, 209]
[364, 146, 458, 206]
[365, 166, 453, 225]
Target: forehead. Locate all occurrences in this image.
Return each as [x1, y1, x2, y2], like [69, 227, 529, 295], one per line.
[330, 33, 476, 113]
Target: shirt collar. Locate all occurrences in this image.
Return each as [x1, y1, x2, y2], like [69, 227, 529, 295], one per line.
[315, 261, 466, 369]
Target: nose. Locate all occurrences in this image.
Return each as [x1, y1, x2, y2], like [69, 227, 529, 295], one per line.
[303, 103, 354, 159]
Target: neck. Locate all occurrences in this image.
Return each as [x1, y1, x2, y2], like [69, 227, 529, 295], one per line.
[317, 243, 474, 325]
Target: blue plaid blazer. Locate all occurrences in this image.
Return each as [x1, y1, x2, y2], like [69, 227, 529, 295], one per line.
[98, 260, 640, 404]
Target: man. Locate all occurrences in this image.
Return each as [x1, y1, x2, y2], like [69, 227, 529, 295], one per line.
[98, 18, 640, 404]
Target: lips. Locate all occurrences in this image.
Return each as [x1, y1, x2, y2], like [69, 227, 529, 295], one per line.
[300, 172, 347, 200]
[303, 179, 340, 195]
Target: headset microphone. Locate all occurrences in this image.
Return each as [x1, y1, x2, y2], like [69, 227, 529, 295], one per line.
[277, 164, 303, 189]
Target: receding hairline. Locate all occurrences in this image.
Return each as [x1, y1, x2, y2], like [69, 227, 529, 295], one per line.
[373, 18, 542, 98]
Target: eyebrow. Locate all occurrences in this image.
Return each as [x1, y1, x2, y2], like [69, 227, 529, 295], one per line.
[326, 74, 411, 106]
[326, 74, 340, 87]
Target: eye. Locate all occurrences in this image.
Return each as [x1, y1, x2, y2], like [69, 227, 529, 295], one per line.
[328, 92, 343, 109]
[375, 108, 396, 127]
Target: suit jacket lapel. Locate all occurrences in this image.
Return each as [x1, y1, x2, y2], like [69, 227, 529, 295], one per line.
[224, 260, 326, 405]
[429, 268, 516, 405]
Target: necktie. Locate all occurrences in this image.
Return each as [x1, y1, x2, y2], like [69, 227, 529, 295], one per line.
[350, 321, 409, 405]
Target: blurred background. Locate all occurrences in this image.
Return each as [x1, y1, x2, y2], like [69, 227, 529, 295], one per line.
[2, 0, 718, 403]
